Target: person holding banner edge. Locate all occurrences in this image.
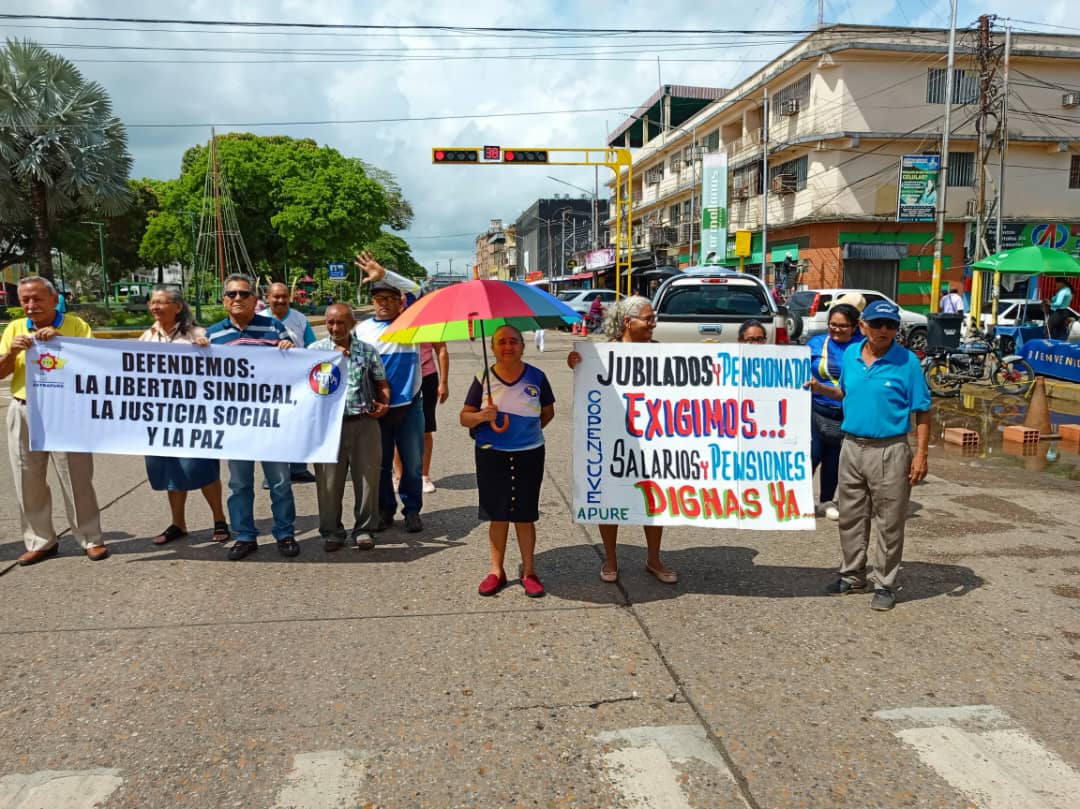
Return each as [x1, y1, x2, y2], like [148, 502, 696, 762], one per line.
[205, 273, 298, 561]
[139, 286, 230, 546]
[0, 276, 108, 564]
[805, 299, 931, 611]
[567, 295, 677, 585]
[267, 282, 318, 485]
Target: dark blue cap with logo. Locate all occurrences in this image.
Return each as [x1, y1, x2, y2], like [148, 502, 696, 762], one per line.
[862, 300, 901, 323]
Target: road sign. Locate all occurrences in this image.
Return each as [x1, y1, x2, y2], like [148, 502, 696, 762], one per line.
[328, 262, 347, 279]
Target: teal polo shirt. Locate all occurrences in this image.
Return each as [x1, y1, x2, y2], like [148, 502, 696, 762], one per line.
[839, 340, 931, 438]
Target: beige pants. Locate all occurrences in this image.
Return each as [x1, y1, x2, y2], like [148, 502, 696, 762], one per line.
[315, 415, 382, 540]
[7, 402, 103, 551]
[836, 435, 912, 592]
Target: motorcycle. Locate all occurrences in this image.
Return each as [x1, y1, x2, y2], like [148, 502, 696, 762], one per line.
[923, 329, 1036, 397]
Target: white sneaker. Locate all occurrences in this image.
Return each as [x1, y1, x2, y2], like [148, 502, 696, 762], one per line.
[422, 476, 436, 494]
[824, 502, 840, 521]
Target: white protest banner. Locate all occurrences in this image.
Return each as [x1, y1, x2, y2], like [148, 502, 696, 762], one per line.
[26, 338, 347, 463]
[571, 341, 815, 530]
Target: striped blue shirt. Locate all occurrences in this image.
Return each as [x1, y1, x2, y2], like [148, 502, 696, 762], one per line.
[205, 313, 289, 347]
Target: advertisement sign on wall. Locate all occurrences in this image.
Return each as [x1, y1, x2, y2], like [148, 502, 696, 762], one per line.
[896, 154, 940, 223]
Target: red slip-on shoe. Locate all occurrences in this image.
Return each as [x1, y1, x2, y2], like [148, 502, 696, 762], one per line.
[478, 573, 507, 597]
[520, 574, 545, 598]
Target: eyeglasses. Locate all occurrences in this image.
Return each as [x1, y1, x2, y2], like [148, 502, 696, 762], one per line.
[828, 321, 854, 330]
[865, 319, 899, 331]
[223, 290, 254, 299]
[741, 335, 767, 343]
[372, 294, 399, 303]
[630, 315, 657, 325]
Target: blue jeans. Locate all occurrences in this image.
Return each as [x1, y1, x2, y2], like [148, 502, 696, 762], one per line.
[228, 460, 295, 543]
[379, 396, 424, 516]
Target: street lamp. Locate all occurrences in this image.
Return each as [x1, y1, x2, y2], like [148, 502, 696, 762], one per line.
[80, 221, 108, 310]
[548, 175, 599, 249]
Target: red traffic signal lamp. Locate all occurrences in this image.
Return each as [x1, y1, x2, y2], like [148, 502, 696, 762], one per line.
[432, 148, 479, 164]
[503, 149, 548, 163]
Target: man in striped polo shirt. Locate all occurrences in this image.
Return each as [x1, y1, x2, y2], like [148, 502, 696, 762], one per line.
[205, 273, 299, 561]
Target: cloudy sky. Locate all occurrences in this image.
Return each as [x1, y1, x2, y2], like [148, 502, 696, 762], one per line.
[1, 0, 1071, 274]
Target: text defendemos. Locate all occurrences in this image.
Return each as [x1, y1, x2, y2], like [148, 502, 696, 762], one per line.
[571, 343, 816, 530]
[25, 338, 348, 463]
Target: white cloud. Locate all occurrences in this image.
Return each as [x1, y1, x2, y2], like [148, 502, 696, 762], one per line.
[1, 0, 1070, 272]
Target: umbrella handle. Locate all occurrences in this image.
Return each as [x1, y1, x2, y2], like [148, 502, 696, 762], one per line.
[487, 394, 510, 433]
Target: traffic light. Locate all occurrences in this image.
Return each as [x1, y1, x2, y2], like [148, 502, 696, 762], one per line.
[503, 149, 548, 164]
[432, 148, 479, 164]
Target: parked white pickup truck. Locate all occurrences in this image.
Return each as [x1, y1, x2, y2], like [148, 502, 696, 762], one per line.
[650, 268, 790, 344]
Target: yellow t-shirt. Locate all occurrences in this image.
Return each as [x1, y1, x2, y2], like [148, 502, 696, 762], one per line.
[0, 314, 93, 399]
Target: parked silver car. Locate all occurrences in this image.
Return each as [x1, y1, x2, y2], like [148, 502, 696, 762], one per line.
[651, 267, 789, 344]
[786, 288, 928, 352]
[557, 288, 618, 318]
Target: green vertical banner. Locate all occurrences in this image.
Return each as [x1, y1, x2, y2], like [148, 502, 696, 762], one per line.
[699, 152, 728, 265]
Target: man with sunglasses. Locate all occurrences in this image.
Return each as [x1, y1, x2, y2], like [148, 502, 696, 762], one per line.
[206, 273, 299, 560]
[806, 300, 931, 611]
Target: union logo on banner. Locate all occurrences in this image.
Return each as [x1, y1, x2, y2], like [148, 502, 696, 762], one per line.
[1032, 223, 1070, 250]
[308, 361, 342, 395]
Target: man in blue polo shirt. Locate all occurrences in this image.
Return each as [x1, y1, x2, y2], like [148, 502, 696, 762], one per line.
[205, 273, 299, 560]
[806, 299, 931, 611]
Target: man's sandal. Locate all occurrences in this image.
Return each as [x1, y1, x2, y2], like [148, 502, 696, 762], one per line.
[212, 521, 231, 543]
[153, 524, 188, 546]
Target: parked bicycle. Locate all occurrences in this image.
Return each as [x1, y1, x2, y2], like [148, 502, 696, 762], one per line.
[923, 329, 1036, 397]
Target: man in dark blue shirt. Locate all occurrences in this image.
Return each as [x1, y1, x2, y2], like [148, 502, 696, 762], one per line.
[807, 300, 931, 611]
[206, 273, 299, 560]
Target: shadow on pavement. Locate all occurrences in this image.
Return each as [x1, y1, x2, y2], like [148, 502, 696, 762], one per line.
[428, 472, 476, 491]
[534, 543, 984, 605]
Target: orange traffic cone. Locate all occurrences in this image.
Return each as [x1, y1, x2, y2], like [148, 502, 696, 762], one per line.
[1023, 376, 1054, 436]
[581, 318, 589, 337]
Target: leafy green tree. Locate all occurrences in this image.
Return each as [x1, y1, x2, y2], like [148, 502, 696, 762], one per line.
[0, 39, 133, 280]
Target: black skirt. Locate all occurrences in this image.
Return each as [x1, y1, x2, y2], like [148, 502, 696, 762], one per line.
[475, 444, 545, 523]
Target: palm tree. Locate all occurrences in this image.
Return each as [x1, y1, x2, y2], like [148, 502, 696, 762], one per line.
[0, 39, 132, 280]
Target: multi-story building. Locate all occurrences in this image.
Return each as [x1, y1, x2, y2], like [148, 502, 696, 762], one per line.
[474, 219, 513, 280]
[513, 197, 606, 282]
[608, 24, 1080, 311]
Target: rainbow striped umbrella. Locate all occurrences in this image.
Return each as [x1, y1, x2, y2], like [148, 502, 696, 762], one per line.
[379, 279, 581, 344]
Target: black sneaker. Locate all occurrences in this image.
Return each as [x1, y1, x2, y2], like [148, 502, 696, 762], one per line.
[228, 541, 258, 561]
[277, 537, 300, 557]
[404, 513, 422, 533]
[290, 469, 317, 483]
[375, 510, 395, 531]
[871, 589, 896, 611]
[826, 578, 868, 596]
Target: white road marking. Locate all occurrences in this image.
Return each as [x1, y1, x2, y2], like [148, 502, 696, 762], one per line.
[273, 750, 366, 809]
[876, 705, 1080, 809]
[595, 725, 735, 809]
[0, 768, 123, 808]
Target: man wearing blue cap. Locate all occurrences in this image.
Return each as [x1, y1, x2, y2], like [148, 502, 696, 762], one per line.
[806, 299, 931, 611]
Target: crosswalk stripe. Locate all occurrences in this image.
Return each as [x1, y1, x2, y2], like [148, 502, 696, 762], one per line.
[595, 725, 736, 809]
[273, 750, 366, 809]
[0, 768, 123, 808]
[876, 705, 1080, 809]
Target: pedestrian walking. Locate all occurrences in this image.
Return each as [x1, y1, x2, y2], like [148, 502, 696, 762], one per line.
[806, 300, 931, 611]
[805, 302, 862, 521]
[461, 325, 555, 598]
[139, 286, 230, 546]
[205, 273, 299, 560]
[311, 304, 390, 552]
[939, 287, 964, 316]
[567, 295, 677, 584]
[0, 276, 108, 565]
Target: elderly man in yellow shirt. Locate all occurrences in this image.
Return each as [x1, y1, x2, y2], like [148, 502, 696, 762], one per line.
[0, 276, 107, 565]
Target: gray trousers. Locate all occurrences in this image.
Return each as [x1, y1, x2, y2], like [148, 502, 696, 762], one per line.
[836, 435, 912, 592]
[7, 401, 102, 551]
[315, 415, 382, 540]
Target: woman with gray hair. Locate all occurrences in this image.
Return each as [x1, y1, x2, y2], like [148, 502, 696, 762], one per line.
[567, 293, 677, 584]
[139, 285, 230, 545]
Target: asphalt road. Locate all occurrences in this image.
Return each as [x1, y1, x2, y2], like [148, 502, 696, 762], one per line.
[1, 329, 1078, 809]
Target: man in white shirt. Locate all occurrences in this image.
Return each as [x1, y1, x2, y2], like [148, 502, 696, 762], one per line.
[939, 287, 964, 316]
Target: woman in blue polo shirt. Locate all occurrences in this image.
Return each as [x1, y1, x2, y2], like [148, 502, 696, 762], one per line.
[805, 302, 862, 521]
[461, 325, 555, 599]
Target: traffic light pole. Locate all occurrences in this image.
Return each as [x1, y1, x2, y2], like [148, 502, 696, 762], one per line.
[433, 146, 634, 297]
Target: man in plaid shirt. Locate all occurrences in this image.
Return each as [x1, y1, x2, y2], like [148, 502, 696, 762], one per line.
[310, 304, 390, 551]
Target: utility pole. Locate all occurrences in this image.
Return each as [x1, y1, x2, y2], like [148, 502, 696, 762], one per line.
[970, 13, 1001, 332]
[761, 87, 769, 281]
[930, 0, 959, 314]
[81, 220, 108, 310]
[992, 25, 1011, 325]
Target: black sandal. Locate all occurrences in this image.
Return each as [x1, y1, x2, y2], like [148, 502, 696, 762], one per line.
[212, 520, 231, 543]
[153, 524, 188, 546]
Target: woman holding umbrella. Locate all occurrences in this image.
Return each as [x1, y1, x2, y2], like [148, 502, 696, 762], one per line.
[461, 325, 555, 598]
[567, 295, 677, 584]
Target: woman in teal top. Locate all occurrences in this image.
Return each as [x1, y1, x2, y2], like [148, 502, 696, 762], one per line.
[1046, 278, 1075, 340]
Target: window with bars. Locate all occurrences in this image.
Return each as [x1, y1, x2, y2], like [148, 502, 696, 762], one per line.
[702, 130, 720, 152]
[732, 164, 762, 195]
[926, 68, 980, 105]
[669, 204, 682, 225]
[921, 151, 975, 186]
[1070, 155, 1080, 189]
[771, 74, 811, 119]
[768, 155, 809, 191]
